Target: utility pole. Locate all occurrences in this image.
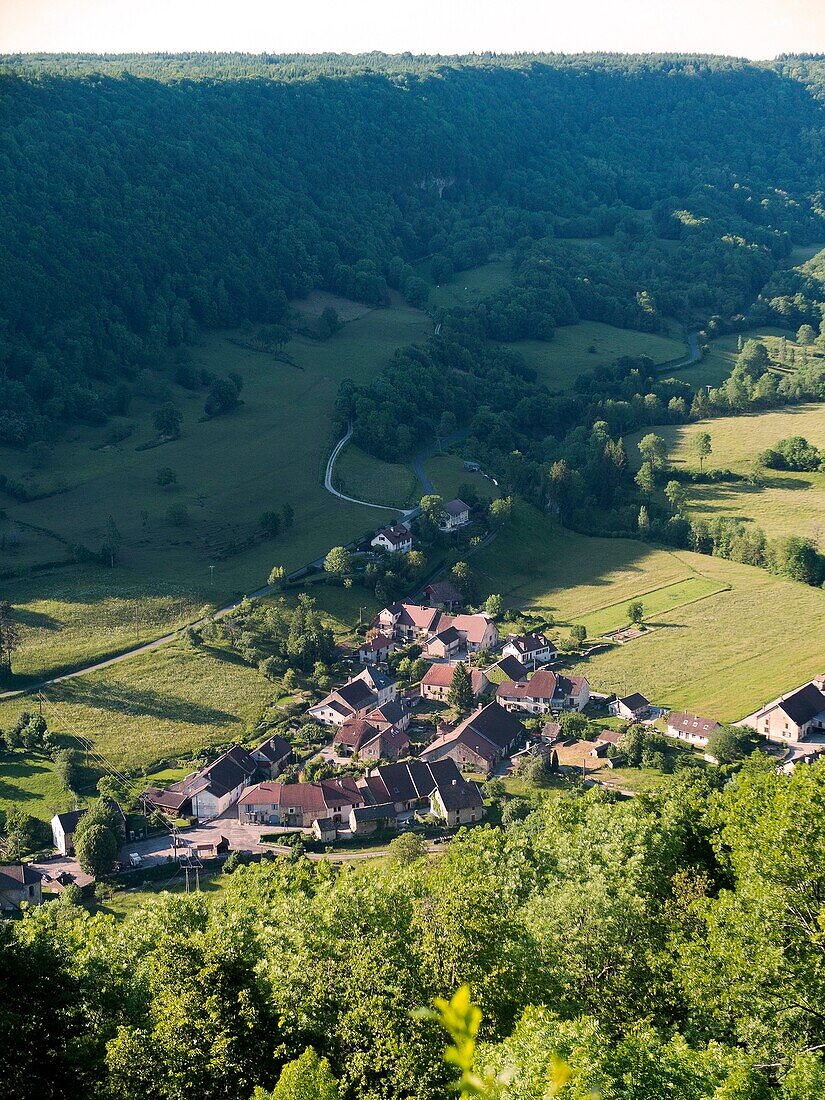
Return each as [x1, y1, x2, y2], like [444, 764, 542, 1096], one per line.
[209, 564, 215, 586]
[135, 600, 139, 642]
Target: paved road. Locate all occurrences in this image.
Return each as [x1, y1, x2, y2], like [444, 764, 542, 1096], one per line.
[410, 428, 472, 493]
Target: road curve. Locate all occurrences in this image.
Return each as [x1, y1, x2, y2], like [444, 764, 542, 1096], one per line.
[324, 423, 409, 514]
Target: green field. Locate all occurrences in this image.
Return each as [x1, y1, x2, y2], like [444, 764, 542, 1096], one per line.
[422, 455, 500, 504]
[1, 300, 426, 680]
[333, 444, 419, 509]
[426, 259, 513, 309]
[506, 323, 687, 391]
[577, 575, 727, 637]
[473, 502, 824, 720]
[0, 751, 71, 825]
[626, 403, 825, 540]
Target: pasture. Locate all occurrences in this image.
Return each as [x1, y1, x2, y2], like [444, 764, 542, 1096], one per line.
[626, 403, 825, 540]
[426, 259, 513, 309]
[472, 502, 824, 720]
[506, 323, 687, 391]
[333, 444, 419, 509]
[0, 299, 427, 678]
[421, 455, 500, 505]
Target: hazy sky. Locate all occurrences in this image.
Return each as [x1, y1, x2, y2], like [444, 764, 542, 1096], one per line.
[2, 0, 825, 60]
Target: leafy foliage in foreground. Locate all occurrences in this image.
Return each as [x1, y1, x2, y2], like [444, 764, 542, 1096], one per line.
[3, 758, 825, 1098]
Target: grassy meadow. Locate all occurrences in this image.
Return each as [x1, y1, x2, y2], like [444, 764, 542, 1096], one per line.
[1, 299, 427, 679]
[473, 502, 823, 720]
[421, 455, 501, 505]
[333, 444, 419, 509]
[626, 403, 825, 541]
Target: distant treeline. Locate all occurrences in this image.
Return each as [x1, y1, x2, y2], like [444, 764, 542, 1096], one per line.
[4, 53, 825, 443]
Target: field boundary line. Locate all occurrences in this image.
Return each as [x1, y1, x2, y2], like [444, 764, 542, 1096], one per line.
[563, 570, 715, 622]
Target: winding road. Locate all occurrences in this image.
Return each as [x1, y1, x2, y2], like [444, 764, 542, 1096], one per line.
[324, 422, 408, 512]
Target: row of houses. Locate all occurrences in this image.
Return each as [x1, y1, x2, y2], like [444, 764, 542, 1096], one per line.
[373, 600, 500, 654]
[238, 757, 484, 836]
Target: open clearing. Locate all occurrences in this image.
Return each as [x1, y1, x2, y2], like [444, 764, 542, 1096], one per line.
[421, 455, 501, 504]
[1, 299, 427, 679]
[425, 258, 513, 309]
[626, 403, 825, 539]
[333, 444, 420, 509]
[506, 323, 687, 391]
[473, 502, 823, 720]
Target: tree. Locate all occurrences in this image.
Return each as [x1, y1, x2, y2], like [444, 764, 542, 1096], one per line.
[797, 323, 816, 346]
[74, 823, 118, 878]
[484, 594, 503, 620]
[637, 505, 650, 533]
[156, 466, 177, 487]
[282, 503, 295, 529]
[387, 832, 428, 868]
[692, 431, 712, 472]
[53, 749, 81, 793]
[448, 662, 475, 715]
[664, 479, 687, 514]
[254, 1047, 341, 1100]
[627, 600, 644, 625]
[706, 724, 755, 764]
[489, 497, 514, 528]
[97, 774, 131, 806]
[634, 461, 655, 497]
[101, 515, 121, 567]
[204, 375, 241, 417]
[267, 565, 286, 588]
[451, 561, 474, 599]
[0, 602, 21, 676]
[638, 433, 668, 470]
[153, 403, 183, 438]
[259, 511, 281, 539]
[323, 546, 351, 578]
[569, 624, 586, 646]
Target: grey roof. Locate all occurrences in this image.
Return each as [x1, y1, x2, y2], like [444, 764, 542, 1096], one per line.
[436, 780, 484, 813]
[53, 809, 86, 832]
[0, 863, 41, 889]
[336, 680, 379, 711]
[356, 667, 395, 692]
[776, 684, 825, 726]
[495, 656, 529, 681]
[444, 498, 470, 516]
[351, 802, 397, 822]
[254, 734, 292, 764]
[618, 692, 650, 711]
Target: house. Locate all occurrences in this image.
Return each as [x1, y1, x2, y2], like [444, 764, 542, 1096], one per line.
[51, 808, 86, 856]
[357, 759, 485, 825]
[496, 670, 590, 715]
[365, 698, 410, 733]
[502, 633, 558, 668]
[371, 523, 413, 554]
[741, 676, 825, 744]
[238, 776, 363, 827]
[430, 777, 485, 826]
[420, 662, 489, 703]
[485, 656, 530, 686]
[424, 626, 462, 660]
[374, 602, 498, 654]
[251, 734, 293, 778]
[541, 720, 562, 743]
[376, 601, 442, 642]
[418, 701, 525, 775]
[440, 498, 471, 530]
[143, 745, 257, 821]
[350, 666, 398, 706]
[358, 634, 399, 665]
[312, 817, 338, 843]
[423, 580, 464, 610]
[333, 718, 410, 762]
[0, 864, 42, 911]
[348, 802, 398, 835]
[611, 693, 651, 721]
[308, 678, 379, 726]
[594, 729, 623, 748]
[665, 713, 719, 748]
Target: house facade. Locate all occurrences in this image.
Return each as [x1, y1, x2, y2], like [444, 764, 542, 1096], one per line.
[358, 635, 398, 665]
[238, 776, 363, 827]
[308, 677, 379, 726]
[440, 498, 471, 530]
[496, 670, 590, 715]
[665, 713, 719, 747]
[374, 602, 498, 654]
[424, 627, 462, 659]
[0, 864, 42, 911]
[420, 663, 488, 703]
[143, 745, 257, 822]
[370, 523, 413, 554]
[611, 693, 651, 721]
[742, 676, 825, 744]
[51, 809, 86, 856]
[502, 633, 558, 668]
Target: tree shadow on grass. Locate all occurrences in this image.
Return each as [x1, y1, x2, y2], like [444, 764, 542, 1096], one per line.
[13, 607, 64, 630]
[55, 681, 239, 727]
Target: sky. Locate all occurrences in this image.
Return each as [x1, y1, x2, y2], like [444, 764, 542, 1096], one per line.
[2, 0, 825, 61]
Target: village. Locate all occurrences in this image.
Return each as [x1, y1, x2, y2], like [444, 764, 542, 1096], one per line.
[3, 499, 825, 912]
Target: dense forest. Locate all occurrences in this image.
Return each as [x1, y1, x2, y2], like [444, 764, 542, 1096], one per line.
[4, 52, 825, 443]
[4, 760, 825, 1099]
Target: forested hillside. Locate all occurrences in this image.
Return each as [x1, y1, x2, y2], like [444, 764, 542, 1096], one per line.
[4, 52, 825, 443]
[4, 762, 825, 1099]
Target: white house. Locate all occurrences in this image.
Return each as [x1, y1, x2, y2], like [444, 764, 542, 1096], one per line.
[350, 666, 398, 706]
[51, 809, 86, 856]
[665, 712, 719, 748]
[308, 678, 379, 726]
[370, 523, 413, 554]
[143, 745, 257, 822]
[496, 670, 590, 715]
[440, 499, 471, 530]
[610, 693, 651, 721]
[502, 632, 557, 668]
